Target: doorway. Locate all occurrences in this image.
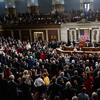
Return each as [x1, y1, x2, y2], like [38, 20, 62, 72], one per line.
[34, 32, 44, 41]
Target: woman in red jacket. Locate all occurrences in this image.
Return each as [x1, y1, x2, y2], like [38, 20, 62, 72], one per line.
[40, 51, 46, 61]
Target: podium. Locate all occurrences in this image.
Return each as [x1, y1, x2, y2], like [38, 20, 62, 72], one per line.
[79, 40, 85, 48]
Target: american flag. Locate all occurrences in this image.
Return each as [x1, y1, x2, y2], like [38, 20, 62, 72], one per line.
[80, 29, 84, 36]
[80, 30, 89, 42]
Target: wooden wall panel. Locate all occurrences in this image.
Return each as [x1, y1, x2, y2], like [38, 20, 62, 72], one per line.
[13, 30, 19, 39]
[2, 30, 11, 38]
[48, 30, 58, 41]
[31, 30, 46, 41]
[21, 30, 30, 41]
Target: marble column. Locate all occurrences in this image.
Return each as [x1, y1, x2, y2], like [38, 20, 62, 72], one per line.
[67, 29, 70, 43]
[89, 28, 92, 43]
[46, 29, 48, 42]
[29, 29, 32, 42]
[57, 29, 60, 41]
[76, 28, 79, 41]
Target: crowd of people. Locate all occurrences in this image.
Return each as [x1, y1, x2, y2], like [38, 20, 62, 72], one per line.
[0, 37, 100, 100]
[0, 13, 64, 25]
[0, 9, 100, 25]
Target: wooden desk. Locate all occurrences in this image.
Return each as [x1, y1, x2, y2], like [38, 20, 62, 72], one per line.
[56, 48, 100, 54]
[62, 45, 100, 51]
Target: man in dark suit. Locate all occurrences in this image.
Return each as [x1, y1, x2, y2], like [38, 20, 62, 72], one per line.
[0, 73, 8, 100]
[7, 74, 18, 100]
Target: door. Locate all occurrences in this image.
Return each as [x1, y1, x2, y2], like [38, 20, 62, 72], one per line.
[34, 32, 44, 41]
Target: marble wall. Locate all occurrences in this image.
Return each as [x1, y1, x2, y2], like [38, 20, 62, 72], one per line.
[61, 22, 100, 43]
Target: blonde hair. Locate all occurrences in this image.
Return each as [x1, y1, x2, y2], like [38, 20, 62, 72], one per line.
[92, 92, 98, 100]
[72, 96, 78, 100]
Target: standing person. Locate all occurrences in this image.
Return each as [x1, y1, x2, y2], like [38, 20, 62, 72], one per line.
[34, 75, 45, 99]
[40, 51, 46, 61]
[20, 77, 33, 100]
[7, 75, 18, 100]
[47, 77, 62, 100]
[56, 71, 68, 86]
[62, 81, 76, 100]
[91, 92, 98, 100]
[84, 73, 94, 95]
[0, 73, 8, 100]
[78, 86, 89, 100]
[43, 72, 50, 87]
[71, 70, 83, 93]
[72, 96, 78, 100]
[94, 71, 100, 90]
